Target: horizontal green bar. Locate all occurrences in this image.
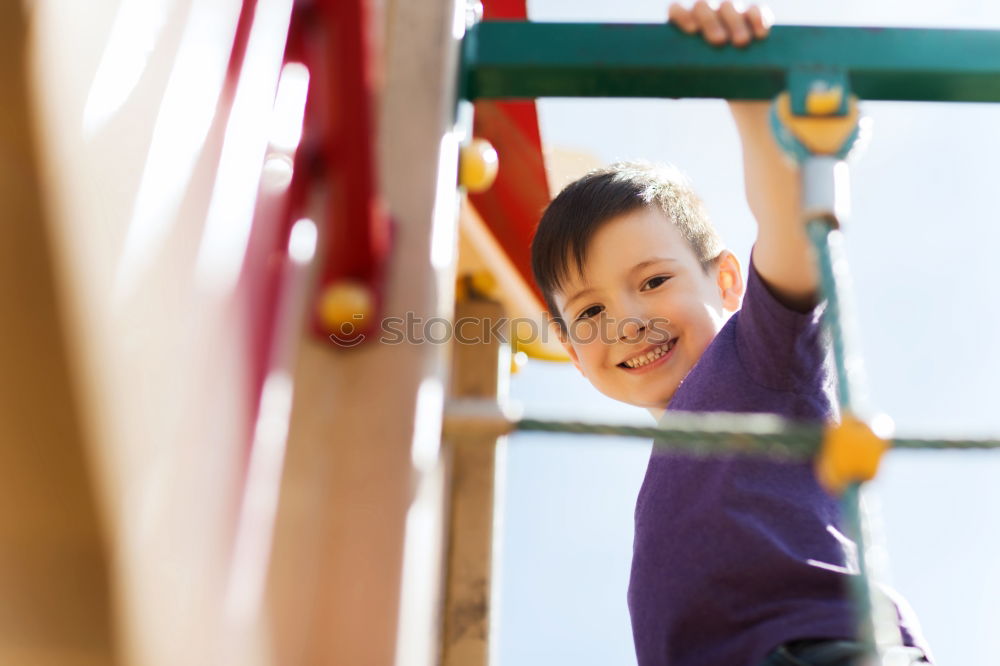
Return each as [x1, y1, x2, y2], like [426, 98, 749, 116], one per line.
[462, 22, 1000, 102]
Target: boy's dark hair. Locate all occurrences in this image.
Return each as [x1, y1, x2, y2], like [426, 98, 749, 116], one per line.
[531, 161, 725, 333]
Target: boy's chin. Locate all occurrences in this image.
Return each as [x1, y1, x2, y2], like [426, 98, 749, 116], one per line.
[595, 377, 678, 411]
[616, 387, 677, 411]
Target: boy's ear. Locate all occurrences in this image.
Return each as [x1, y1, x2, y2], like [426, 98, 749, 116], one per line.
[715, 250, 744, 312]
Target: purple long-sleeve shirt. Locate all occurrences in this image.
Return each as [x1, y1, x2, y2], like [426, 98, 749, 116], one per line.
[627, 249, 931, 666]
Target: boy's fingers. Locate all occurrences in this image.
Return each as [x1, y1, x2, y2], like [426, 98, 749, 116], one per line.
[668, 2, 699, 33]
[745, 5, 773, 38]
[692, 0, 728, 44]
[719, 1, 751, 46]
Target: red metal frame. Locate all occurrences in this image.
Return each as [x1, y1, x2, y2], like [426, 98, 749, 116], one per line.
[304, 0, 391, 346]
[468, 0, 551, 306]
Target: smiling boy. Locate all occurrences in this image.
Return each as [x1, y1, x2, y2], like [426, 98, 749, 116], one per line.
[533, 164, 739, 416]
[528, 3, 933, 666]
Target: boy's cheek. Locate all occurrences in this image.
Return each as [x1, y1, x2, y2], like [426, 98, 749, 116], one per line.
[552, 322, 574, 353]
[560, 340, 584, 374]
[563, 318, 607, 347]
[555, 335, 588, 377]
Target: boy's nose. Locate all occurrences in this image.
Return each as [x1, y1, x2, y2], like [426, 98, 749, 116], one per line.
[619, 319, 646, 342]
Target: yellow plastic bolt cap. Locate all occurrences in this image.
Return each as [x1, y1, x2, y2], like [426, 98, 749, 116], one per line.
[459, 138, 499, 193]
[455, 270, 497, 302]
[470, 269, 496, 295]
[806, 83, 845, 116]
[317, 280, 373, 333]
[775, 91, 861, 156]
[454, 276, 470, 303]
[816, 413, 893, 495]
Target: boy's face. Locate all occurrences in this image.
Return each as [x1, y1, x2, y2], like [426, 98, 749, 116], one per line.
[552, 206, 743, 412]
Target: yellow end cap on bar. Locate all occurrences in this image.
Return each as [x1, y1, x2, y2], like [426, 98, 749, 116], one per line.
[806, 83, 845, 116]
[816, 413, 892, 494]
[776, 91, 860, 156]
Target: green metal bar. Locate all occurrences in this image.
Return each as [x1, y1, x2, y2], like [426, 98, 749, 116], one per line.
[463, 22, 1000, 101]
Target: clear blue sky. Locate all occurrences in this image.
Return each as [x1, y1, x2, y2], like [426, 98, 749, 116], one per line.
[497, 2, 1000, 665]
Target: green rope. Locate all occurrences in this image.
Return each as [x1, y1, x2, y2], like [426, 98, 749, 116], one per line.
[518, 414, 814, 451]
[513, 416, 1000, 452]
[892, 437, 1000, 450]
[807, 218, 879, 652]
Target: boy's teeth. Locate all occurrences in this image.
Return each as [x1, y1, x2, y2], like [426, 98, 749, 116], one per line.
[624, 340, 674, 368]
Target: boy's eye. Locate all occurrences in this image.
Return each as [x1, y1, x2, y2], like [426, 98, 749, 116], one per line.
[642, 275, 671, 291]
[577, 305, 604, 320]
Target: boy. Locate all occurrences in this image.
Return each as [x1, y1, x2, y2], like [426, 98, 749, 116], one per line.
[529, 4, 933, 665]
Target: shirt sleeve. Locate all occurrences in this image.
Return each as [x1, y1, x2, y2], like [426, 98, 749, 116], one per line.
[734, 244, 831, 392]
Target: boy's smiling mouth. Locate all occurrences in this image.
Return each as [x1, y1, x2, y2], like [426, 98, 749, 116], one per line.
[618, 338, 677, 370]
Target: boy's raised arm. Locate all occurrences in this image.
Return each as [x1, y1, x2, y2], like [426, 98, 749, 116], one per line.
[729, 100, 820, 312]
[669, 2, 821, 312]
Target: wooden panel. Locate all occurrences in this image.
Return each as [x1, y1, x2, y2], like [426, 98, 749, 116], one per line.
[28, 0, 291, 662]
[0, 4, 115, 664]
[264, 0, 463, 664]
